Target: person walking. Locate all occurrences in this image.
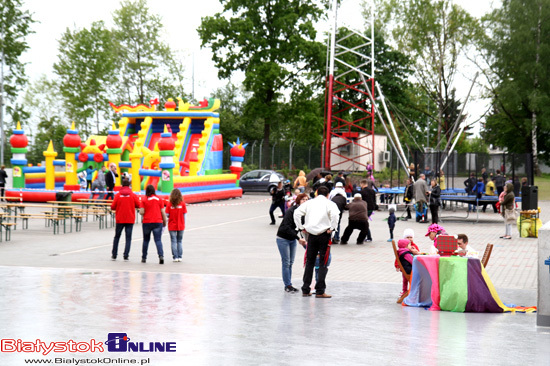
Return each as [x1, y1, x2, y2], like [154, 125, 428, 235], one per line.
[85, 165, 95, 191]
[110, 179, 140, 261]
[428, 179, 441, 224]
[500, 182, 516, 240]
[0, 165, 8, 200]
[359, 179, 376, 241]
[90, 165, 107, 200]
[140, 184, 167, 264]
[269, 181, 286, 225]
[340, 193, 370, 245]
[105, 163, 119, 200]
[294, 186, 339, 298]
[165, 188, 187, 262]
[276, 193, 309, 293]
[413, 174, 429, 222]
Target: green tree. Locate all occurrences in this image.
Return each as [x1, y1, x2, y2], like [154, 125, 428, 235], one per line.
[380, 0, 480, 147]
[212, 82, 253, 145]
[480, 0, 550, 172]
[112, 0, 187, 105]
[198, 0, 326, 168]
[54, 21, 117, 137]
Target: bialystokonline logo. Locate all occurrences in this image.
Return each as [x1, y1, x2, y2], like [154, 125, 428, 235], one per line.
[0, 333, 176, 355]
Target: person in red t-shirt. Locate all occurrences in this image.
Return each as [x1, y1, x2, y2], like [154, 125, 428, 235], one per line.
[110, 179, 140, 261]
[139, 185, 167, 264]
[165, 189, 187, 262]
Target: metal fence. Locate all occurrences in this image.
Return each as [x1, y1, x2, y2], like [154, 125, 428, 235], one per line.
[222, 141, 322, 171]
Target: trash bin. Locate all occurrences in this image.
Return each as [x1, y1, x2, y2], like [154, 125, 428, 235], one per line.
[55, 191, 72, 202]
[521, 185, 538, 211]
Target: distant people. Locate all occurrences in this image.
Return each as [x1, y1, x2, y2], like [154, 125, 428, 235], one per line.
[387, 207, 396, 242]
[78, 171, 87, 190]
[165, 188, 187, 262]
[105, 163, 119, 200]
[359, 179, 375, 241]
[140, 184, 167, 264]
[424, 166, 433, 180]
[312, 172, 322, 185]
[403, 178, 413, 220]
[323, 174, 334, 191]
[481, 168, 488, 184]
[500, 182, 515, 240]
[269, 181, 286, 225]
[85, 165, 95, 190]
[482, 177, 498, 213]
[428, 179, 441, 224]
[454, 234, 479, 259]
[494, 170, 505, 196]
[340, 193, 369, 245]
[110, 178, 140, 261]
[409, 163, 416, 179]
[0, 165, 8, 200]
[473, 177, 485, 200]
[366, 161, 373, 175]
[413, 174, 429, 222]
[344, 176, 353, 198]
[294, 186, 340, 298]
[521, 177, 528, 194]
[464, 172, 477, 212]
[329, 182, 347, 244]
[334, 171, 346, 187]
[90, 166, 107, 200]
[438, 169, 446, 191]
[276, 193, 308, 293]
[293, 170, 307, 193]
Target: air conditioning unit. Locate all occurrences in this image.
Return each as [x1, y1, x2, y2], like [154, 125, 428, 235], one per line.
[379, 151, 390, 163]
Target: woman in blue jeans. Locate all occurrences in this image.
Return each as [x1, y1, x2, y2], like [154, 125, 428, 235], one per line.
[140, 185, 167, 264]
[275, 193, 309, 293]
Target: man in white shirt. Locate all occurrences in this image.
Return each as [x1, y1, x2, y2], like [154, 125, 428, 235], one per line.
[454, 233, 479, 259]
[294, 186, 340, 298]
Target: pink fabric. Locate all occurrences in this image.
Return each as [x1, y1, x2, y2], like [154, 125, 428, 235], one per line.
[417, 255, 441, 311]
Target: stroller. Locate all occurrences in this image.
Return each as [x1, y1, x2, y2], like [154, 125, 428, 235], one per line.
[414, 202, 428, 223]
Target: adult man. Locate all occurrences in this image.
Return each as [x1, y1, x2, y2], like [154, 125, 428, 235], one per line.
[340, 193, 369, 245]
[464, 173, 477, 212]
[481, 168, 488, 184]
[359, 179, 375, 241]
[105, 163, 119, 200]
[454, 234, 479, 259]
[334, 171, 346, 187]
[269, 181, 285, 225]
[294, 186, 340, 298]
[110, 179, 140, 261]
[90, 165, 107, 200]
[0, 165, 8, 200]
[329, 182, 347, 244]
[413, 173, 429, 222]
[494, 170, 506, 196]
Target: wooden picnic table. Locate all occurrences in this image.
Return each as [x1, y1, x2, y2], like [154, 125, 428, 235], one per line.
[47, 201, 113, 229]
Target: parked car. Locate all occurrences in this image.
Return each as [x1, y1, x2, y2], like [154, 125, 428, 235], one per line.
[240, 170, 285, 193]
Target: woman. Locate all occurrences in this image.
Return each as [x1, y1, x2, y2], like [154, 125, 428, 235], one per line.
[429, 179, 441, 224]
[500, 182, 516, 239]
[403, 178, 413, 220]
[293, 170, 307, 193]
[165, 188, 187, 262]
[140, 184, 167, 264]
[344, 176, 353, 198]
[276, 193, 308, 293]
[438, 169, 446, 191]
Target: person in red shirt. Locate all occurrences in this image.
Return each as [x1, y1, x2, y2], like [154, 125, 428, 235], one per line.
[165, 188, 187, 262]
[139, 184, 167, 264]
[110, 179, 140, 261]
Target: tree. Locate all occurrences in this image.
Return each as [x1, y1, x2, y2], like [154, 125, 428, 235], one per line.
[211, 82, 253, 145]
[198, 0, 326, 168]
[112, 0, 187, 105]
[380, 0, 480, 148]
[480, 0, 550, 172]
[54, 21, 117, 136]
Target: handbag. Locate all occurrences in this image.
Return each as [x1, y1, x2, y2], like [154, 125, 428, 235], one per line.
[504, 208, 517, 221]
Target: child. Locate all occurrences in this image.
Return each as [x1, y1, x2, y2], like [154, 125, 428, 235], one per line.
[165, 189, 187, 262]
[397, 238, 420, 295]
[387, 207, 396, 242]
[394, 230, 420, 293]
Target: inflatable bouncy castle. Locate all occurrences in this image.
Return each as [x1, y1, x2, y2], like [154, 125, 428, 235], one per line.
[6, 98, 246, 203]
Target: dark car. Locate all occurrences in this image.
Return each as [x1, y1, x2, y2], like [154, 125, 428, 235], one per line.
[240, 170, 285, 193]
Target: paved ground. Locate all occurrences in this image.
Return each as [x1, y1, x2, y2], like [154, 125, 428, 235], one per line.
[0, 193, 548, 365]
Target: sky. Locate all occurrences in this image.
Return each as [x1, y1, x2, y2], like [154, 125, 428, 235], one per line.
[18, 0, 499, 136]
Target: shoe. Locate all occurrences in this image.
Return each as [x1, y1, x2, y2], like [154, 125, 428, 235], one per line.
[270, 222, 276, 225]
[365, 239, 372, 242]
[340, 241, 348, 245]
[173, 259, 178, 262]
[315, 293, 332, 298]
[141, 258, 146, 263]
[111, 256, 116, 261]
[278, 215, 284, 218]
[503, 236, 512, 240]
[387, 239, 393, 242]
[285, 286, 299, 293]
[177, 258, 182, 262]
[332, 239, 339, 244]
[401, 218, 408, 221]
[302, 292, 312, 297]
[123, 257, 129, 261]
[159, 257, 164, 264]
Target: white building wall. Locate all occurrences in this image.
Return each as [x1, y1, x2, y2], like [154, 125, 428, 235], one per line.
[329, 134, 388, 172]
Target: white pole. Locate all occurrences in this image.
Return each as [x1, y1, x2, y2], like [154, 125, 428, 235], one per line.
[329, 0, 338, 77]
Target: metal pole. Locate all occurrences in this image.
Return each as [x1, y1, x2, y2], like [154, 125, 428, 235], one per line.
[324, 0, 338, 169]
[259, 140, 263, 169]
[0, 23, 5, 166]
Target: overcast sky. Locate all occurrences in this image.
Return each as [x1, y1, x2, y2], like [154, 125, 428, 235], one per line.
[19, 0, 498, 135]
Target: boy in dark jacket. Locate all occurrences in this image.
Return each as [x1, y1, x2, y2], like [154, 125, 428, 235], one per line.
[387, 207, 396, 242]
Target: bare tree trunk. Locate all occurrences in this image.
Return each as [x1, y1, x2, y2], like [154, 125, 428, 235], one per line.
[532, 2, 542, 175]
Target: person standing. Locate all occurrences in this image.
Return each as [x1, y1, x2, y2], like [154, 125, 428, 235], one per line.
[359, 179, 376, 241]
[105, 163, 119, 200]
[481, 168, 488, 184]
[276, 193, 309, 293]
[413, 174, 429, 222]
[165, 188, 187, 262]
[334, 171, 346, 187]
[269, 181, 285, 225]
[340, 193, 370, 245]
[494, 170, 505, 196]
[428, 179, 441, 224]
[293, 170, 307, 193]
[110, 179, 140, 261]
[387, 207, 396, 242]
[0, 165, 8, 200]
[85, 165, 95, 191]
[500, 182, 516, 240]
[294, 186, 340, 298]
[403, 178, 413, 220]
[464, 172, 477, 212]
[140, 184, 167, 264]
[329, 182, 347, 244]
[90, 165, 107, 200]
